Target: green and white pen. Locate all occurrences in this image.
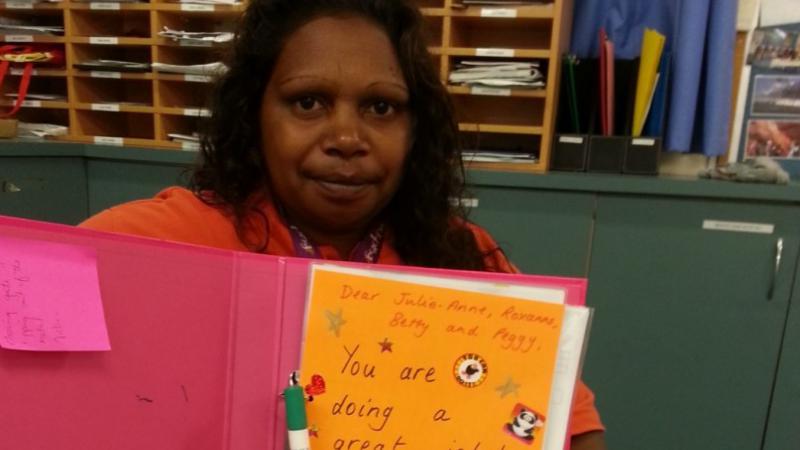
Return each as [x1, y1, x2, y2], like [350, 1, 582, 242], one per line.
[284, 371, 310, 450]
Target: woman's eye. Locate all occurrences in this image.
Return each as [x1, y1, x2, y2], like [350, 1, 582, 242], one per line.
[295, 96, 321, 112]
[368, 100, 395, 116]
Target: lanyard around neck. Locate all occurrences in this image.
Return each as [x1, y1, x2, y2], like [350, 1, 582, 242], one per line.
[286, 223, 384, 263]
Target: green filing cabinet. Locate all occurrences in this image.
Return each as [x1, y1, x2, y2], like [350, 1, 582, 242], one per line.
[763, 275, 800, 450]
[466, 186, 595, 277]
[583, 195, 799, 450]
[0, 156, 88, 225]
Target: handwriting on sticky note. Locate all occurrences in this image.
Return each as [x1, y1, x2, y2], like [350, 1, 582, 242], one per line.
[301, 268, 565, 450]
[0, 236, 110, 351]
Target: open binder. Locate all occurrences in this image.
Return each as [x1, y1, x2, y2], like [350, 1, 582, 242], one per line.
[0, 214, 589, 450]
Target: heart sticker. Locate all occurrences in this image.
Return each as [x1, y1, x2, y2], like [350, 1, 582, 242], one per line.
[305, 374, 326, 396]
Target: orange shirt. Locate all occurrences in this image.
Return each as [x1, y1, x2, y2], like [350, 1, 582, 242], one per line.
[81, 186, 604, 436]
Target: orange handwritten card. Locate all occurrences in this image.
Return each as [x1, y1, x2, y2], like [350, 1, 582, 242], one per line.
[300, 265, 569, 450]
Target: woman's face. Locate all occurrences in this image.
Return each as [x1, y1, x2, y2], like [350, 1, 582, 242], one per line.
[260, 15, 412, 239]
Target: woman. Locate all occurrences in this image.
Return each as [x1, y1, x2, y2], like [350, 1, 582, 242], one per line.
[82, 0, 606, 447]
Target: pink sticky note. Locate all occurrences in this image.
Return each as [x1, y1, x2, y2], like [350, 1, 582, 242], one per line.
[0, 236, 110, 351]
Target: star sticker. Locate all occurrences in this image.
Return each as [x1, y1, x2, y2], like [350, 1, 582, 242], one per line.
[325, 308, 346, 337]
[495, 376, 520, 398]
[379, 337, 393, 353]
[309, 425, 319, 438]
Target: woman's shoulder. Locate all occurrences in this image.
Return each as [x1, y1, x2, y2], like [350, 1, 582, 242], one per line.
[79, 187, 244, 249]
[461, 220, 519, 274]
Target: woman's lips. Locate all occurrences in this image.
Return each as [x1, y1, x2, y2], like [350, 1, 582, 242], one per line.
[313, 178, 372, 201]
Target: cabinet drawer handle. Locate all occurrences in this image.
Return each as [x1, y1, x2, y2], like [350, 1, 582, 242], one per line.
[768, 238, 784, 300]
[2, 181, 21, 193]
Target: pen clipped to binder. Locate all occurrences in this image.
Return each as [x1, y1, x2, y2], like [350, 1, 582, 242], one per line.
[284, 371, 311, 450]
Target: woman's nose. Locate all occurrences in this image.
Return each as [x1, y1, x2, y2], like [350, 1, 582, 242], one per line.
[323, 105, 368, 158]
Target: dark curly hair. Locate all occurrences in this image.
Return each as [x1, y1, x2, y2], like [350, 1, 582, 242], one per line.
[190, 0, 490, 270]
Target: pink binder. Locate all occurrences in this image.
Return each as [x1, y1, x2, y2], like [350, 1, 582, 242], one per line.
[0, 215, 586, 449]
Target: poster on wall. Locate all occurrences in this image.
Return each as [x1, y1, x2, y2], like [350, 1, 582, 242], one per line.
[751, 75, 800, 116]
[745, 119, 800, 159]
[747, 28, 800, 69]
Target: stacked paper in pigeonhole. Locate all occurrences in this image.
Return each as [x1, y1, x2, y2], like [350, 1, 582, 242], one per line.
[448, 61, 544, 89]
[460, 1, 552, 5]
[158, 27, 234, 45]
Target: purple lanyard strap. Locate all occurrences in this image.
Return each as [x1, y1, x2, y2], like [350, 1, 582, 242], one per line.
[287, 224, 384, 264]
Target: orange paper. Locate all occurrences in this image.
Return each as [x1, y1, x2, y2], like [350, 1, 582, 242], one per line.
[300, 267, 566, 450]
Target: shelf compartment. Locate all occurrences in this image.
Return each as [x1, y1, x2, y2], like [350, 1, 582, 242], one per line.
[153, 2, 244, 14]
[73, 109, 155, 140]
[447, 85, 546, 98]
[159, 113, 202, 150]
[0, 9, 64, 42]
[155, 10, 234, 48]
[1, 75, 67, 107]
[1, 1, 64, 10]
[72, 71, 154, 80]
[453, 94, 544, 127]
[14, 108, 70, 139]
[0, 99, 68, 110]
[155, 72, 215, 83]
[0, 7, 64, 22]
[447, 56, 549, 93]
[155, 45, 225, 66]
[449, 15, 552, 53]
[69, 9, 151, 39]
[411, 0, 445, 8]
[157, 79, 213, 109]
[3, 73, 67, 95]
[0, 35, 64, 43]
[73, 76, 153, 106]
[459, 130, 544, 171]
[71, 43, 151, 69]
[421, 14, 443, 47]
[69, 2, 152, 11]
[8, 67, 67, 77]
[2, 43, 66, 71]
[449, 4, 555, 19]
[156, 10, 236, 34]
[14, 108, 69, 140]
[74, 103, 154, 114]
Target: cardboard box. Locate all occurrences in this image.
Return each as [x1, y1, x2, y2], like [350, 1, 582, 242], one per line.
[0, 119, 18, 138]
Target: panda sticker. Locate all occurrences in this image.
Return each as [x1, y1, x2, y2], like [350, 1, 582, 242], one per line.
[504, 403, 545, 445]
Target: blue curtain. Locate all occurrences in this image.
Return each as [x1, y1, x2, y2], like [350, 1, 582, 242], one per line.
[570, 0, 738, 156]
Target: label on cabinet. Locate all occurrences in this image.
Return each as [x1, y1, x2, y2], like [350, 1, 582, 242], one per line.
[181, 3, 214, 11]
[90, 71, 122, 79]
[184, 74, 212, 83]
[631, 138, 656, 146]
[450, 197, 479, 208]
[20, 100, 41, 108]
[470, 86, 511, 96]
[6, 1, 34, 9]
[92, 103, 120, 112]
[94, 136, 124, 146]
[6, 35, 33, 42]
[183, 108, 211, 117]
[475, 48, 515, 58]
[480, 8, 517, 18]
[10, 68, 37, 76]
[90, 37, 119, 45]
[559, 136, 584, 144]
[702, 220, 774, 235]
[181, 142, 200, 152]
[90, 2, 120, 10]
